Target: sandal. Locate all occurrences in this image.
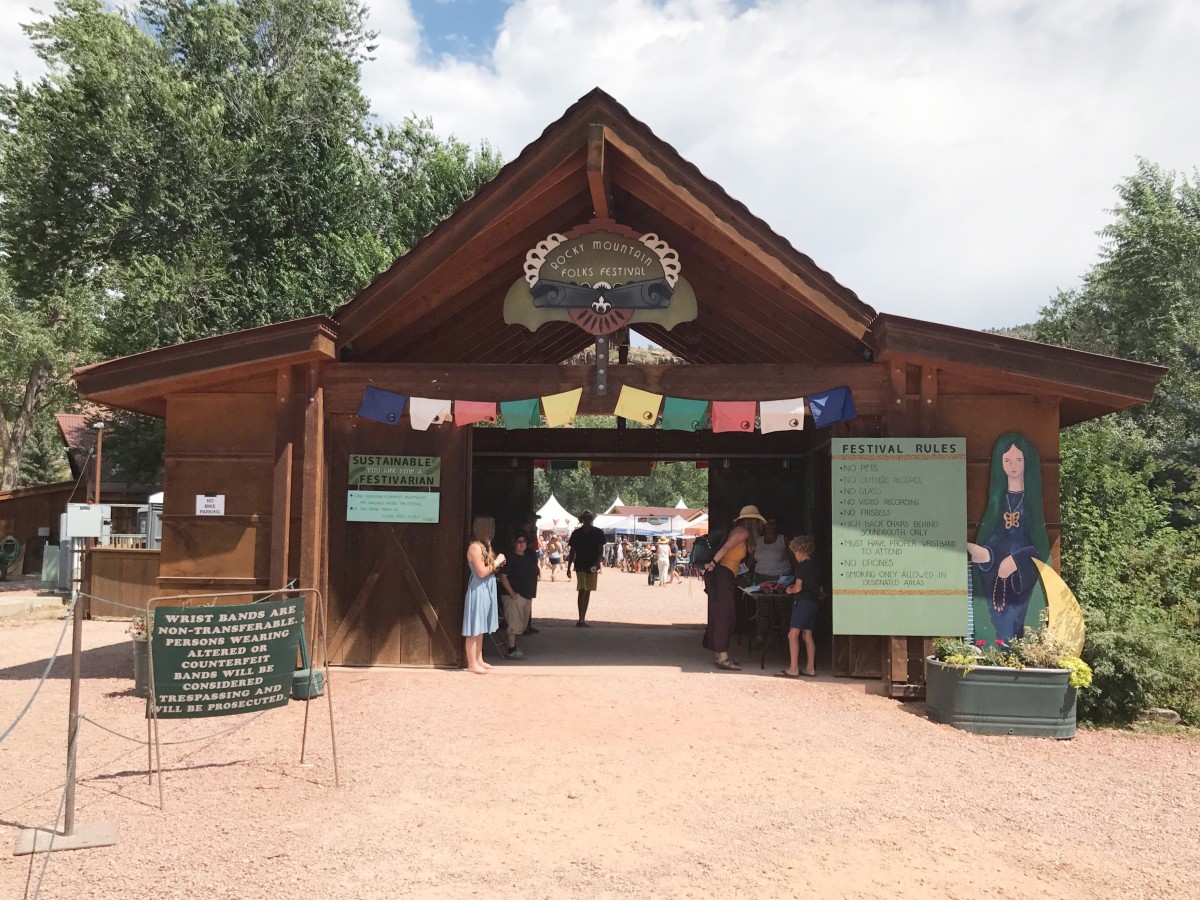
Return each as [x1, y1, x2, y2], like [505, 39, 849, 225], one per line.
[714, 658, 741, 671]
[774, 670, 799, 679]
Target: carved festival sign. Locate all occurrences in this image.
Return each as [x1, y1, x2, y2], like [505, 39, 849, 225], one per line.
[504, 223, 698, 336]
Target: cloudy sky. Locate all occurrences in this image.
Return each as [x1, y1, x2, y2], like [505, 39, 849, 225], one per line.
[3, 0, 1198, 331]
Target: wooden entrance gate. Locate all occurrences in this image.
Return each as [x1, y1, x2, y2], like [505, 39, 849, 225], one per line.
[326, 417, 471, 666]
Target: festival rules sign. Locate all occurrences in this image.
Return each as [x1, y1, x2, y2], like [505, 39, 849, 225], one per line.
[148, 598, 303, 718]
[832, 439, 968, 636]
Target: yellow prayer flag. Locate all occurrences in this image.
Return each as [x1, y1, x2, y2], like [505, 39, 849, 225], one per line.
[614, 385, 662, 425]
[541, 388, 583, 428]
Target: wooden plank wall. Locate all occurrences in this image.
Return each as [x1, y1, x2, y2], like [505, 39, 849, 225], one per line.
[325, 415, 472, 666]
[160, 376, 286, 601]
[0, 483, 72, 576]
[879, 361, 1062, 692]
[83, 548, 161, 618]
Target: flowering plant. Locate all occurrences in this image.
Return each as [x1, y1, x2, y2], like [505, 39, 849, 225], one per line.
[932, 620, 1093, 689]
[126, 615, 151, 641]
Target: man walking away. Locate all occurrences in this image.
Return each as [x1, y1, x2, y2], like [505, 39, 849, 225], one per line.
[566, 510, 606, 627]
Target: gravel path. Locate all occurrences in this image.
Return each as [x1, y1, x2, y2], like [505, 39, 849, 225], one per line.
[1, 571, 1197, 898]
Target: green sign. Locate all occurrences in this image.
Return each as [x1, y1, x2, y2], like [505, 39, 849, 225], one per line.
[348, 455, 441, 487]
[148, 597, 302, 718]
[832, 438, 968, 636]
[347, 489, 440, 523]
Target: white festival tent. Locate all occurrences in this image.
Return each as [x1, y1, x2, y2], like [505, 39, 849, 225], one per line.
[536, 494, 579, 535]
[594, 514, 690, 537]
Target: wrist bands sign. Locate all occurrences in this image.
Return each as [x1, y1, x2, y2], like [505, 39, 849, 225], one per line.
[148, 597, 303, 718]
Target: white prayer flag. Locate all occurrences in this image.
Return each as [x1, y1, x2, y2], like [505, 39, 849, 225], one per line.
[759, 398, 806, 433]
[408, 397, 453, 430]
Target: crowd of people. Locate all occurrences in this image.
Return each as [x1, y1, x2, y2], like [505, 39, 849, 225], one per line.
[461, 505, 819, 678]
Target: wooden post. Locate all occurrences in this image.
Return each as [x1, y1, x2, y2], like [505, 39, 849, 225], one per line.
[270, 367, 295, 590]
[92, 423, 104, 506]
[298, 363, 325, 645]
[918, 364, 937, 432]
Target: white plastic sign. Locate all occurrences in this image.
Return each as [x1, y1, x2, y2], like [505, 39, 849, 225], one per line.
[195, 494, 226, 516]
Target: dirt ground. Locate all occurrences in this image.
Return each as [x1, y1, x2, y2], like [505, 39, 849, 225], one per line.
[2, 568, 1198, 899]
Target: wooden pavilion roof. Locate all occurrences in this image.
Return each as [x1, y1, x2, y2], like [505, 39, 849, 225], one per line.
[332, 88, 877, 366]
[71, 89, 1167, 427]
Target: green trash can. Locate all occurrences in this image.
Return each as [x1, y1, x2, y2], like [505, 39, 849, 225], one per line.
[290, 603, 325, 700]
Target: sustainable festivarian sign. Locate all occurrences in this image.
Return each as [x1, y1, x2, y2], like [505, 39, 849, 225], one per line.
[148, 597, 303, 718]
[346, 454, 441, 523]
[831, 438, 968, 636]
[347, 455, 441, 487]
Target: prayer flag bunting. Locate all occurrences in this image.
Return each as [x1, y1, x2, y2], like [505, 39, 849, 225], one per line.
[808, 386, 856, 428]
[357, 386, 407, 425]
[712, 400, 756, 434]
[500, 398, 541, 430]
[614, 385, 663, 425]
[454, 400, 497, 426]
[541, 388, 583, 428]
[661, 397, 709, 432]
[759, 398, 806, 433]
[408, 397, 452, 431]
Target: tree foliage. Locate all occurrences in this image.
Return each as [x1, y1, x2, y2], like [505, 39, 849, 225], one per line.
[533, 463, 708, 519]
[0, 0, 500, 483]
[1038, 161, 1200, 724]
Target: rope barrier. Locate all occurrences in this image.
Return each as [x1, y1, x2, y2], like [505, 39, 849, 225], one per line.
[0, 597, 77, 746]
[74, 592, 151, 615]
[79, 711, 268, 747]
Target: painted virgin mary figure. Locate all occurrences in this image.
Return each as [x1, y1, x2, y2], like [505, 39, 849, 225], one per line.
[966, 432, 1051, 642]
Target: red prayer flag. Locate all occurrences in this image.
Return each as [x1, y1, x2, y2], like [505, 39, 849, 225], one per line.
[712, 401, 756, 434]
[454, 400, 497, 426]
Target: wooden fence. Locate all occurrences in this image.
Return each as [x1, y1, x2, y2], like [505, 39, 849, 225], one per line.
[83, 548, 161, 618]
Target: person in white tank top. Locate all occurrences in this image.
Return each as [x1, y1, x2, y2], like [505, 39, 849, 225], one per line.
[752, 518, 791, 585]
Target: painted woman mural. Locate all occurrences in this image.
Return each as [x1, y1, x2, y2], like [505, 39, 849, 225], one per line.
[966, 432, 1051, 642]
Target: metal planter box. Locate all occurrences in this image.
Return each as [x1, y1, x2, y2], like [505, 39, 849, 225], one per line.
[926, 657, 1077, 739]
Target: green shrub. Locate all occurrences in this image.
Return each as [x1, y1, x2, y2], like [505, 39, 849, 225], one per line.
[1079, 608, 1200, 725]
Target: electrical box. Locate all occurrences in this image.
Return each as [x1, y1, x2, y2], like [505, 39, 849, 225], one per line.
[65, 503, 104, 538]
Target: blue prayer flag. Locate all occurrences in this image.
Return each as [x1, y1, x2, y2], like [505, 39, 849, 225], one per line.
[808, 386, 856, 428]
[357, 386, 407, 425]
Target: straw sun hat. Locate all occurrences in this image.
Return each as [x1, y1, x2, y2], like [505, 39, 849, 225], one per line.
[657, 535, 671, 544]
[736, 504, 767, 523]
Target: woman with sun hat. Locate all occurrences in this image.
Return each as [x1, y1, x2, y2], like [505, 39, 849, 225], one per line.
[701, 504, 766, 670]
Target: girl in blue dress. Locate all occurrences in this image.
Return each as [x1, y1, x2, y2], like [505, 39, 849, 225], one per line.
[464, 516, 505, 674]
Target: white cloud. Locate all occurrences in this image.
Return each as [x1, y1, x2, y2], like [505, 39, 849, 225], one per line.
[5, 0, 1199, 330]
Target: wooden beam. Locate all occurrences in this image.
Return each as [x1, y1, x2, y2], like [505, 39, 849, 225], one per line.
[886, 361, 908, 435]
[606, 141, 872, 339]
[587, 124, 612, 220]
[338, 143, 591, 348]
[918, 364, 937, 433]
[359, 192, 596, 361]
[269, 367, 295, 589]
[469, 426, 824, 458]
[74, 316, 337, 408]
[298, 363, 325, 643]
[870, 313, 1166, 409]
[888, 636, 909, 683]
[619, 192, 868, 362]
[322, 362, 891, 415]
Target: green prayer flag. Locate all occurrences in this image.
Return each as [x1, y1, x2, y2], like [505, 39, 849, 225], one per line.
[661, 397, 709, 432]
[500, 398, 541, 430]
